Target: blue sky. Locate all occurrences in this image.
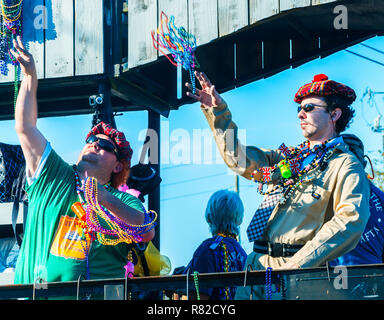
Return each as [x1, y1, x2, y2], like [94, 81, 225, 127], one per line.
[2, 35, 384, 272]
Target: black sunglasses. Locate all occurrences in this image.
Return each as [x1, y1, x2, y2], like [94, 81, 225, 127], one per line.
[297, 103, 328, 113]
[86, 135, 120, 159]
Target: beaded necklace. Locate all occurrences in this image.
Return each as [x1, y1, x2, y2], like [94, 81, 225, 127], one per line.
[72, 166, 157, 278]
[193, 271, 200, 300]
[151, 11, 199, 95]
[216, 232, 238, 241]
[265, 267, 276, 300]
[73, 168, 157, 245]
[215, 233, 238, 300]
[251, 139, 338, 204]
[221, 242, 230, 300]
[0, 0, 22, 109]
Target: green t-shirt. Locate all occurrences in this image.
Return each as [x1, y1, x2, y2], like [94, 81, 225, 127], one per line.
[14, 150, 144, 284]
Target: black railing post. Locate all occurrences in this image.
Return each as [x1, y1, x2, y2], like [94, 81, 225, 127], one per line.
[147, 110, 161, 250]
[94, 0, 122, 129]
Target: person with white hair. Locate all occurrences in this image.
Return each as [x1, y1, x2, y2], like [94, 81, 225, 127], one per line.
[183, 189, 247, 300]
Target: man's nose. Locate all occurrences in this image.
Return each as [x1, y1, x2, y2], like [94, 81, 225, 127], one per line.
[92, 141, 100, 150]
[298, 109, 306, 119]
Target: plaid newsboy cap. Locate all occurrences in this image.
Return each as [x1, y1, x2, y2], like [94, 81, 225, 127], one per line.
[294, 74, 356, 104]
[86, 122, 133, 165]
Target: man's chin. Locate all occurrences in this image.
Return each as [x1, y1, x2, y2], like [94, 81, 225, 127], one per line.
[301, 130, 310, 139]
[301, 128, 315, 139]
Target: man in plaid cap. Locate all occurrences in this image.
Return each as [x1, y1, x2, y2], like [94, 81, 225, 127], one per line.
[186, 71, 370, 299]
[11, 37, 154, 287]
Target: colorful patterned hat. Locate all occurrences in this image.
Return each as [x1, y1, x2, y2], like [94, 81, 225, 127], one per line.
[294, 74, 356, 104]
[86, 122, 133, 165]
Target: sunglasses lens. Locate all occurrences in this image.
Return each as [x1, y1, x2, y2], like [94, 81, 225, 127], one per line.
[86, 135, 119, 157]
[298, 104, 315, 113]
[100, 142, 115, 152]
[86, 135, 98, 144]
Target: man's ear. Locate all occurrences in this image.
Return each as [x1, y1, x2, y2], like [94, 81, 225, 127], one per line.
[331, 107, 342, 122]
[113, 161, 123, 174]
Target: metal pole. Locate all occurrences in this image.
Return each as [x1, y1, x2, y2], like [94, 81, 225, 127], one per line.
[95, 80, 116, 128]
[147, 110, 161, 250]
[92, 0, 117, 129]
[235, 174, 239, 194]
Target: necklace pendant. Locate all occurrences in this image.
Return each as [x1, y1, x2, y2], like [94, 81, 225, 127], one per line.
[124, 261, 135, 279]
[285, 179, 295, 186]
[319, 161, 328, 171]
[311, 192, 321, 200]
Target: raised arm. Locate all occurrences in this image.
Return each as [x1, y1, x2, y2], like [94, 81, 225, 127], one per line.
[11, 36, 47, 177]
[186, 71, 282, 179]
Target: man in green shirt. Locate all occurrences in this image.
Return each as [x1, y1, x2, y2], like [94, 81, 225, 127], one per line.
[10, 36, 155, 285]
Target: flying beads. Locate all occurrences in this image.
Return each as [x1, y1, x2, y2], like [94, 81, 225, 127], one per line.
[0, 0, 23, 76]
[1, 0, 22, 111]
[151, 11, 199, 95]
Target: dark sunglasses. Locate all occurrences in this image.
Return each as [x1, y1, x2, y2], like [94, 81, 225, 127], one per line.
[297, 103, 328, 113]
[86, 135, 120, 159]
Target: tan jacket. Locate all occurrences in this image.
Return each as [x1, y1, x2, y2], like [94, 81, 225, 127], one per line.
[202, 102, 370, 269]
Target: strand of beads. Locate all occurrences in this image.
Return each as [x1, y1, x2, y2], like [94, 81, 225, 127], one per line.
[82, 176, 157, 246]
[80, 234, 90, 280]
[71, 202, 94, 280]
[151, 11, 199, 94]
[216, 232, 238, 241]
[253, 140, 329, 185]
[193, 271, 200, 300]
[0, 0, 23, 75]
[221, 242, 231, 300]
[13, 62, 19, 106]
[0, 0, 23, 112]
[73, 168, 157, 246]
[278, 145, 336, 205]
[265, 267, 273, 300]
[252, 139, 334, 201]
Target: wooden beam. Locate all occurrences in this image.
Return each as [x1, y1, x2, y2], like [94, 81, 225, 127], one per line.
[127, 0, 158, 68]
[45, 0, 74, 78]
[111, 77, 171, 117]
[23, 0, 45, 80]
[218, 0, 248, 37]
[249, 0, 280, 24]
[188, 0, 218, 46]
[280, 0, 311, 12]
[157, 0, 189, 57]
[312, 0, 337, 5]
[74, 0, 104, 76]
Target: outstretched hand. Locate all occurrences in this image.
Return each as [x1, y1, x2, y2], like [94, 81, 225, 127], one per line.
[9, 35, 37, 79]
[185, 71, 225, 109]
